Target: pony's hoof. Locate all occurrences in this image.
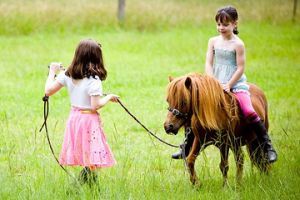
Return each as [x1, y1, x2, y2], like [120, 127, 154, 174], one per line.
[190, 177, 200, 186]
[236, 179, 243, 187]
[222, 180, 229, 188]
[194, 180, 201, 188]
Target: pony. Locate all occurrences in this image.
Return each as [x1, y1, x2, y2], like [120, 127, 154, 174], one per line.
[164, 73, 271, 186]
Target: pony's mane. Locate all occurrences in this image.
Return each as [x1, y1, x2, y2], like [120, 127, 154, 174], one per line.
[167, 73, 239, 131]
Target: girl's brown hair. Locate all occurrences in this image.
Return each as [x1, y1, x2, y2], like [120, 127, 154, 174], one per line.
[66, 39, 107, 80]
[215, 6, 239, 34]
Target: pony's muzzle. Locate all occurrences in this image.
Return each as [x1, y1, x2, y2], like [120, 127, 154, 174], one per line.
[164, 123, 178, 135]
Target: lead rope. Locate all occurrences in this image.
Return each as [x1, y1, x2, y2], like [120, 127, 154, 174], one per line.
[117, 99, 192, 169]
[116, 98, 180, 148]
[39, 95, 77, 181]
[116, 98, 189, 171]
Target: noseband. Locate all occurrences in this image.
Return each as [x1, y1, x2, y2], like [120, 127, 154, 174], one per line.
[168, 107, 189, 120]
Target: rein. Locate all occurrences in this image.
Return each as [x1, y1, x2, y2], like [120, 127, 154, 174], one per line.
[39, 95, 75, 179]
[116, 99, 179, 148]
[117, 99, 189, 170]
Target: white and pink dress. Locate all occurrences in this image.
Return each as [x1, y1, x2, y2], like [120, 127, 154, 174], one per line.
[56, 72, 116, 168]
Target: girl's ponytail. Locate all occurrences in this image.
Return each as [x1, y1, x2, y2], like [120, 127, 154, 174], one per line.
[233, 27, 239, 35]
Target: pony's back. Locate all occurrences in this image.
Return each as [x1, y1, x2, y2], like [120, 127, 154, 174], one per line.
[248, 83, 269, 129]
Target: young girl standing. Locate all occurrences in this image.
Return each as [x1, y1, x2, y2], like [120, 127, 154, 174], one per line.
[205, 6, 277, 163]
[44, 39, 119, 184]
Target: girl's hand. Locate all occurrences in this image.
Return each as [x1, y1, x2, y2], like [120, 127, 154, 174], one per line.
[221, 83, 231, 93]
[49, 62, 63, 74]
[108, 94, 120, 103]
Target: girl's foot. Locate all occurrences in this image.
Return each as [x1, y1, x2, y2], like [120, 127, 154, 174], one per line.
[78, 167, 90, 184]
[78, 167, 98, 186]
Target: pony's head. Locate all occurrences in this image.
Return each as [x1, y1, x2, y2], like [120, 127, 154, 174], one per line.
[164, 73, 238, 135]
[164, 74, 196, 134]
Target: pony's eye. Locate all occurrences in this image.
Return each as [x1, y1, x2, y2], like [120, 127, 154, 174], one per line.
[173, 110, 180, 115]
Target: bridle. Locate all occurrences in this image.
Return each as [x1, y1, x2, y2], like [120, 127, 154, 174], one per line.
[167, 107, 189, 120]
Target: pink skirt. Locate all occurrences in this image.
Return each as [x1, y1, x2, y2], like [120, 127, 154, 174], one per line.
[59, 107, 116, 168]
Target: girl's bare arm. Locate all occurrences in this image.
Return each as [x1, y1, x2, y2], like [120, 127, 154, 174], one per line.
[205, 38, 215, 76]
[91, 94, 119, 110]
[227, 43, 245, 88]
[44, 63, 63, 96]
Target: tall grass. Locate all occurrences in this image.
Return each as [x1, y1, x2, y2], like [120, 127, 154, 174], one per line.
[0, 0, 299, 199]
[0, 0, 298, 35]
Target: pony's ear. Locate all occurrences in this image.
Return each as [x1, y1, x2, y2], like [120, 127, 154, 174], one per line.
[168, 76, 174, 82]
[185, 77, 192, 89]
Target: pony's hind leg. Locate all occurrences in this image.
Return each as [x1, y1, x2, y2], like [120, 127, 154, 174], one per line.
[186, 137, 201, 185]
[219, 143, 229, 187]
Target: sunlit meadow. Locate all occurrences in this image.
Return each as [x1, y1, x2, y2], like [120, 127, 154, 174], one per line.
[0, 0, 299, 199]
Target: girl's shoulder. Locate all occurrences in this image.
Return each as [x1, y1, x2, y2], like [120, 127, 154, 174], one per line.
[56, 71, 70, 86]
[207, 36, 221, 50]
[86, 76, 103, 96]
[208, 36, 220, 44]
[233, 36, 245, 48]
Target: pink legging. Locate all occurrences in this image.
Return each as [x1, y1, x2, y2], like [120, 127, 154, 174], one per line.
[234, 91, 261, 123]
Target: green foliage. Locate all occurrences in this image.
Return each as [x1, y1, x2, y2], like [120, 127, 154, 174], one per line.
[0, 0, 299, 199]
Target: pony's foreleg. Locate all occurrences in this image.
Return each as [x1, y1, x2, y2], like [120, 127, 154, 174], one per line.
[219, 143, 229, 187]
[186, 137, 201, 185]
[233, 145, 244, 184]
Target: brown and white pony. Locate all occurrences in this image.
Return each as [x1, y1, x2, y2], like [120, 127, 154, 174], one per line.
[164, 73, 270, 186]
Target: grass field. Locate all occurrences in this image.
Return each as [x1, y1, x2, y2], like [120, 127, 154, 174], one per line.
[0, 0, 299, 199]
